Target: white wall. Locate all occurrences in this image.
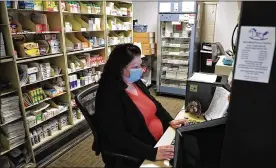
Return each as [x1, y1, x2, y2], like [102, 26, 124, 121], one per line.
[133, 1, 158, 40]
[133, 2, 240, 50]
[214, 2, 240, 50]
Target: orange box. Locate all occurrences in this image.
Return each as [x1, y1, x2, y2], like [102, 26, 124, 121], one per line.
[134, 32, 155, 38]
[134, 37, 155, 44]
[142, 43, 155, 50]
[142, 49, 152, 55]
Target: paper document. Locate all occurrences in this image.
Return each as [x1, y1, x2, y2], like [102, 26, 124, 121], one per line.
[159, 2, 171, 12]
[204, 87, 230, 120]
[189, 72, 217, 83]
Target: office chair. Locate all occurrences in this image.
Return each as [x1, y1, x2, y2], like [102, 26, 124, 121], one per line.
[75, 84, 140, 166]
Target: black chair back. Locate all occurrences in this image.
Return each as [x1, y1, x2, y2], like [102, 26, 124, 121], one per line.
[75, 84, 100, 155]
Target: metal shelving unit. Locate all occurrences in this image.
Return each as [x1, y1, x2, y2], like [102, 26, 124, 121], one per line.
[156, 2, 203, 96]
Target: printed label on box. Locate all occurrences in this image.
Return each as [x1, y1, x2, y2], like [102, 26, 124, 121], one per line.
[206, 59, 212, 66]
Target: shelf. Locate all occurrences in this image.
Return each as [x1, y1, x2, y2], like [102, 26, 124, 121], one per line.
[68, 67, 92, 74]
[108, 29, 132, 31]
[0, 88, 17, 96]
[21, 74, 64, 87]
[67, 47, 105, 55]
[162, 45, 190, 49]
[65, 30, 104, 33]
[25, 92, 66, 110]
[162, 62, 189, 66]
[108, 0, 133, 4]
[107, 14, 132, 18]
[0, 117, 22, 127]
[162, 36, 190, 39]
[32, 118, 85, 149]
[8, 8, 59, 13]
[16, 53, 63, 63]
[11, 31, 60, 35]
[0, 141, 25, 156]
[0, 56, 13, 63]
[70, 83, 97, 92]
[29, 108, 69, 129]
[161, 77, 187, 82]
[63, 11, 103, 16]
[108, 43, 130, 47]
[162, 54, 189, 57]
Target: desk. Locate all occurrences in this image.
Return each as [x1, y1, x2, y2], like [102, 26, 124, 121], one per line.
[140, 108, 185, 167]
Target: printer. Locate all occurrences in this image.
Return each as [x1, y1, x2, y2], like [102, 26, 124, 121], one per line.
[185, 72, 229, 115]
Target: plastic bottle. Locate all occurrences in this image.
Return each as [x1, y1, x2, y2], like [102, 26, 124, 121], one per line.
[33, 131, 39, 144]
[30, 133, 35, 145]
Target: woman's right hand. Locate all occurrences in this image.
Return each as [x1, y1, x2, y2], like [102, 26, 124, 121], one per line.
[155, 145, 174, 161]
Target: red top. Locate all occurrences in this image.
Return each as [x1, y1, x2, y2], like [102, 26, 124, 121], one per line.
[126, 85, 163, 141]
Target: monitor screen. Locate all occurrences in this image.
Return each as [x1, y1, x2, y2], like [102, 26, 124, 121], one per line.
[173, 118, 226, 168]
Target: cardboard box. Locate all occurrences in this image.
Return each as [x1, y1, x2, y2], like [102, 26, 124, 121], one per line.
[142, 43, 155, 50]
[134, 37, 155, 44]
[142, 49, 152, 55]
[134, 32, 155, 38]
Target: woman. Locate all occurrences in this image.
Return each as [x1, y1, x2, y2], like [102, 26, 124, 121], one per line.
[95, 44, 186, 167]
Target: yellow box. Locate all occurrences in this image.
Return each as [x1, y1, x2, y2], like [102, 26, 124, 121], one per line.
[134, 37, 155, 44]
[134, 32, 155, 38]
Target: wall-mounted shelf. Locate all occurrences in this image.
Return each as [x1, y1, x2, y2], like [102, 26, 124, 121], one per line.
[16, 53, 63, 63]
[0, 0, 132, 166]
[0, 88, 18, 96]
[21, 74, 64, 87]
[11, 31, 60, 35]
[32, 118, 85, 150]
[66, 47, 105, 55]
[0, 142, 26, 156]
[0, 56, 13, 63]
[8, 8, 59, 13]
[70, 83, 96, 92]
[107, 14, 132, 18]
[29, 109, 68, 129]
[63, 11, 103, 16]
[65, 30, 104, 33]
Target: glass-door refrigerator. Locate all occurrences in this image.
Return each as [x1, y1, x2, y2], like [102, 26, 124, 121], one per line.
[156, 2, 202, 96]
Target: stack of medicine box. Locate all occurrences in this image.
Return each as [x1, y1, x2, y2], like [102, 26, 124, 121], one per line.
[43, 34, 61, 54]
[133, 32, 156, 56]
[0, 95, 21, 125]
[0, 32, 6, 57]
[27, 88, 45, 104]
[88, 18, 101, 31]
[40, 62, 51, 79]
[1, 120, 26, 150]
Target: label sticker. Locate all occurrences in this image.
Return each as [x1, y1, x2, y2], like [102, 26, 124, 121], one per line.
[190, 84, 198, 92]
[206, 59, 212, 66]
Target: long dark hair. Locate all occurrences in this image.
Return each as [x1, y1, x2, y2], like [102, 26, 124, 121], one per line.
[99, 43, 141, 87]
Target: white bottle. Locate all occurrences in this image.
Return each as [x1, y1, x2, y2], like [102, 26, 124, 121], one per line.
[30, 133, 35, 145]
[33, 131, 39, 144]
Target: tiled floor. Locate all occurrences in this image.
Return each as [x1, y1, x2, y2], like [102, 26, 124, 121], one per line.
[47, 89, 184, 167]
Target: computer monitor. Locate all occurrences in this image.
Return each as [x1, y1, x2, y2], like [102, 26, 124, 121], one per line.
[173, 117, 227, 168]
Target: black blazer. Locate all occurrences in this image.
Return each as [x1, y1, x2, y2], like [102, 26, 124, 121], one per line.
[95, 80, 174, 161]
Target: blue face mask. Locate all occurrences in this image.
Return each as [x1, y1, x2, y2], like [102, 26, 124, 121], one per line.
[127, 68, 143, 83]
